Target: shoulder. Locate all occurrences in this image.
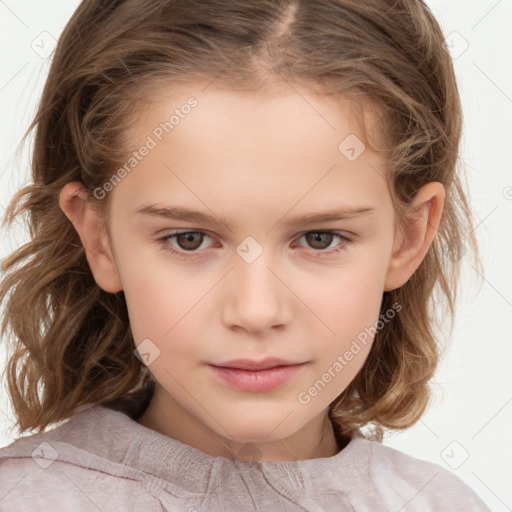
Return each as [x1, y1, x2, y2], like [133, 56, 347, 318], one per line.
[0, 433, 161, 512]
[361, 438, 491, 511]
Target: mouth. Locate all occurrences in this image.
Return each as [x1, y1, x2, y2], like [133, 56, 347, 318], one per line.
[210, 357, 305, 371]
[207, 358, 307, 392]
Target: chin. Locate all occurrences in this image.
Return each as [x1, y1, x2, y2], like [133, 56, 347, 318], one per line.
[212, 410, 302, 445]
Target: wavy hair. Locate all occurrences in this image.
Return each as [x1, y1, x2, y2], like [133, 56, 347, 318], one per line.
[0, 0, 481, 441]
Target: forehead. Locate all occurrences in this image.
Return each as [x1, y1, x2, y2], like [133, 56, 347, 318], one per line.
[113, 82, 390, 220]
[126, 80, 382, 152]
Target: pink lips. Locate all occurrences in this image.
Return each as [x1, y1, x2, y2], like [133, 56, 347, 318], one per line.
[208, 358, 306, 392]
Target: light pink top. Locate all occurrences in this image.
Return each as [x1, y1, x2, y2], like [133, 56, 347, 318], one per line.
[0, 403, 490, 511]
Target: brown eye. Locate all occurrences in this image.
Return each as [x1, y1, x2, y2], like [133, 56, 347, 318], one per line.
[157, 229, 350, 260]
[175, 232, 204, 250]
[157, 230, 215, 259]
[295, 231, 352, 257]
[304, 232, 335, 250]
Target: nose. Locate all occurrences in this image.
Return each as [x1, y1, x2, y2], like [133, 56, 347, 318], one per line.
[221, 253, 292, 335]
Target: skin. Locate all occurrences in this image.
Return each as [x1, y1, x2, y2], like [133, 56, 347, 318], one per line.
[59, 82, 444, 462]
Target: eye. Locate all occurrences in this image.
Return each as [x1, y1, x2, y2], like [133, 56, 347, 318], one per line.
[294, 231, 352, 256]
[156, 230, 352, 259]
[157, 230, 214, 259]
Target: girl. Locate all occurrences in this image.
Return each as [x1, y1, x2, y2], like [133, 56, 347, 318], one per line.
[0, 0, 491, 510]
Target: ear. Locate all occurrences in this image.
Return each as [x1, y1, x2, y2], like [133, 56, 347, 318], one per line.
[59, 181, 123, 293]
[384, 181, 445, 291]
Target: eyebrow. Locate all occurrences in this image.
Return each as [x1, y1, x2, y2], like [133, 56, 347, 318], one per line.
[133, 203, 375, 229]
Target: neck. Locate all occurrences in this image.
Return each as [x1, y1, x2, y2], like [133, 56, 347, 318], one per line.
[137, 385, 345, 462]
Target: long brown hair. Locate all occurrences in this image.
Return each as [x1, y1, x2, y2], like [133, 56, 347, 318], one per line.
[0, 0, 481, 441]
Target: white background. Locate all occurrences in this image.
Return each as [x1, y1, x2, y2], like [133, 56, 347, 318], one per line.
[1, 1, 511, 510]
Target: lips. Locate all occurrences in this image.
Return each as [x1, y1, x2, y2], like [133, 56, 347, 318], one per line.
[207, 358, 307, 392]
[210, 357, 303, 371]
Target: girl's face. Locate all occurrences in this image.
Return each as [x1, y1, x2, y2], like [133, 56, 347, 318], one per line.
[84, 83, 414, 461]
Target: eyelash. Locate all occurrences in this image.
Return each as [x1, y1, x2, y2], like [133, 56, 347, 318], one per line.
[156, 230, 353, 259]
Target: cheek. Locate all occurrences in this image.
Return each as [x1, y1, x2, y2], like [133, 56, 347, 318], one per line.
[297, 260, 386, 339]
[118, 251, 198, 345]
[293, 261, 387, 399]
[123, 271, 208, 390]
[297, 271, 385, 404]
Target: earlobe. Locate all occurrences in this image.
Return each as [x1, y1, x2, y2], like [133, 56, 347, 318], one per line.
[384, 182, 445, 291]
[59, 181, 123, 293]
